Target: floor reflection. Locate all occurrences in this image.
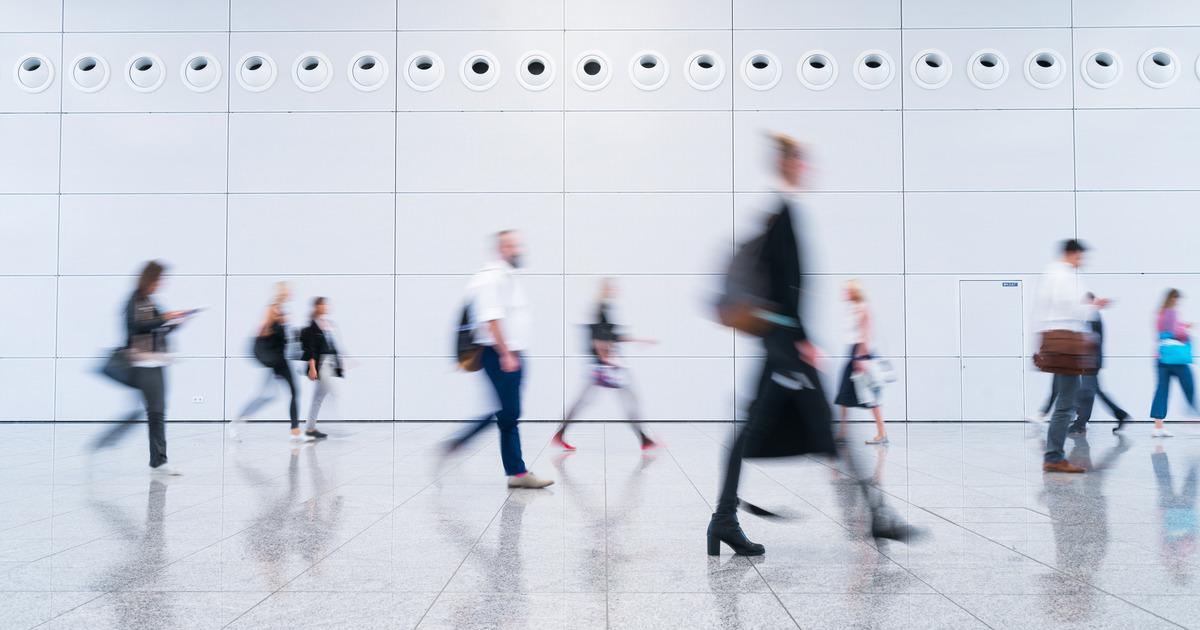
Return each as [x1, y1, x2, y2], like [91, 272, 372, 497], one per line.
[236, 444, 344, 587]
[1152, 445, 1197, 586]
[5, 421, 1200, 629]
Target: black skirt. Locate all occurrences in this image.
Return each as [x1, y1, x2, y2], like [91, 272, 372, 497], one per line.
[834, 345, 876, 408]
[740, 331, 836, 459]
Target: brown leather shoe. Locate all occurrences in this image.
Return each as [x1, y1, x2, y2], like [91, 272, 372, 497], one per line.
[1043, 460, 1086, 473]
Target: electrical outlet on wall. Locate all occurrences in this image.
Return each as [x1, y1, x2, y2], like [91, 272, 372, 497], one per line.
[191, 395, 205, 404]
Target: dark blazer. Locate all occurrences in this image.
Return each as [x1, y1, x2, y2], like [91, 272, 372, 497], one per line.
[761, 200, 808, 344]
[124, 292, 170, 353]
[300, 321, 340, 368]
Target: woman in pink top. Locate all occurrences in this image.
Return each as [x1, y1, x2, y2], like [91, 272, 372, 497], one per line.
[1150, 288, 1196, 437]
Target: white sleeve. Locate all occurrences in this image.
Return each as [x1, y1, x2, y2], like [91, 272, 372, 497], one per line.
[472, 269, 505, 323]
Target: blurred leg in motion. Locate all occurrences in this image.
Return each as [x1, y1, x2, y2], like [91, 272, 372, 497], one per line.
[554, 382, 593, 451]
[1044, 375, 1085, 472]
[305, 356, 336, 439]
[619, 383, 654, 448]
[1072, 374, 1099, 434]
[91, 404, 143, 451]
[708, 428, 764, 556]
[135, 367, 168, 469]
[275, 362, 303, 439]
[235, 371, 277, 424]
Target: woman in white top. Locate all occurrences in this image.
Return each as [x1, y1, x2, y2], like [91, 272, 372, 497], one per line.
[834, 280, 889, 445]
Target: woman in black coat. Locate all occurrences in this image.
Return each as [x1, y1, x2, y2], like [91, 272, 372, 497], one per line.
[707, 135, 915, 557]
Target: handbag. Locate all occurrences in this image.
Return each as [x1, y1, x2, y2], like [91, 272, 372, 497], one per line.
[1159, 332, 1193, 365]
[100, 348, 136, 387]
[851, 370, 878, 407]
[1033, 330, 1098, 375]
[865, 357, 897, 388]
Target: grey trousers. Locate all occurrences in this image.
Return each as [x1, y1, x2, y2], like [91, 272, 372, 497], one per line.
[133, 367, 167, 468]
[1045, 374, 1080, 464]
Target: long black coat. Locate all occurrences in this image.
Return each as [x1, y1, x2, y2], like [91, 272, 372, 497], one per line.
[739, 200, 837, 459]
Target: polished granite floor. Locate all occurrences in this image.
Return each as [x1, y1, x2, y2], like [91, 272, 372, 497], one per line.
[0, 420, 1197, 629]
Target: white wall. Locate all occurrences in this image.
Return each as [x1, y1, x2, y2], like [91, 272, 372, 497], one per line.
[2, 0, 1199, 422]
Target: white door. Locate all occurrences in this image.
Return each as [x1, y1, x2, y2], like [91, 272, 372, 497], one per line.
[959, 280, 1026, 421]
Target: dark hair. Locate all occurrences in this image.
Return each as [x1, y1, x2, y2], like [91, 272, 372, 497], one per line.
[1162, 288, 1181, 311]
[136, 260, 165, 297]
[1063, 239, 1087, 254]
[1084, 291, 1095, 301]
[311, 296, 326, 318]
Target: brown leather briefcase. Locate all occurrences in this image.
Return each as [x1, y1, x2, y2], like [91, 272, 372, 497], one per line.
[1033, 330, 1098, 375]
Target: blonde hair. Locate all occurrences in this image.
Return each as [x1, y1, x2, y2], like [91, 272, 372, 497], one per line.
[272, 281, 291, 305]
[845, 279, 866, 303]
[770, 132, 803, 160]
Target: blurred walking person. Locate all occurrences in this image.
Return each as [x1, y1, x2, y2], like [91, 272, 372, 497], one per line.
[707, 134, 916, 556]
[834, 280, 889, 445]
[1070, 292, 1131, 434]
[552, 278, 658, 451]
[229, 282, 308, 442]
[1150, 288, 1196, 437]
[100, 261, 194, 475]
[444, 230, 552, 489]
[1034, 239, 1108, 473]
[300, 297, 342, 440]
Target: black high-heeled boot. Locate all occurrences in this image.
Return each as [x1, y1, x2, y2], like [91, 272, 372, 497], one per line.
[707, 514, 765, 556]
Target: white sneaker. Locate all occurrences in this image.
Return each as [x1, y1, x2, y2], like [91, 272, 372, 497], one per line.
[507, 472, 554, 489]
[150, 465, 182, 476]
[1152, 428, 1175, 438]
[290, 431, 315, 442]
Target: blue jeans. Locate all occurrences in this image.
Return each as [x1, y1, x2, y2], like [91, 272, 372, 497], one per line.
[452, 347, 527, 476]
[1045, 374, 1079, 464]
[1151, 362, 1196, 420]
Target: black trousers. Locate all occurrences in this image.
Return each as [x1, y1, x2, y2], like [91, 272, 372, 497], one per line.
[133, 366, 167, 468]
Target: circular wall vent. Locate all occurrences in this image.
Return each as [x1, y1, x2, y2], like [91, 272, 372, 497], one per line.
[741, 50, 781, 90]
[348, 51, 388, 92]
[14, 54, 54, 93]
[574, 51, 612, 91]
[181, 53, 221, 93]
[460, 51, 499, 91]
[1024, 49, 1065, 89]
[911, 49, 951, 89]
[854, 50, 894, 89]
[126, 53, 165, 92]
[517, 50, 555, 91]
[404, 51, 444, 91]
[70, 54, 109, 93]
[684, 50, 724, 91]
[967, 49, 1007, 89]
[798, 50, 837, 90]
[1081, 49, 1122, 89]
[1138, 48, 1178, 88]
[293, 52, 332, 92]
[237, 52, 276, 92]
[629, 50, 669, 91]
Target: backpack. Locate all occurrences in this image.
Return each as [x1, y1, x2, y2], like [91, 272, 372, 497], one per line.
[716, 231, 774, 337]
[455, 303, 483, 372]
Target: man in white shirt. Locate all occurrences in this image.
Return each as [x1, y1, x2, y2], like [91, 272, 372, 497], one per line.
[1038, 239, 1109, 473]
[445, 230, 552, 489]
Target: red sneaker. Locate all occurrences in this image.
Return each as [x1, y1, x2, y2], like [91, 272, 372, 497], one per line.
[552, 432, 576, 451]
[640, 438, 659, 451]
